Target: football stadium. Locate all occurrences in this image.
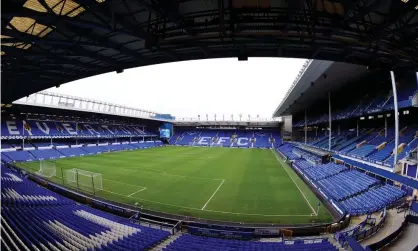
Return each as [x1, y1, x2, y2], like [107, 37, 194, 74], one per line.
[2, 0, 418, 251]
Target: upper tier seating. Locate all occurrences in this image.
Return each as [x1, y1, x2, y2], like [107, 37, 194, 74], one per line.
[164, 234, 338, 251]
[1, 164, 170, 251]
[367, 142, 396, 162]
[293, 83, 417, 126]
[1, 119, 155, 139]
[385, 137, 418, 165]
[348, 145, 376, 158]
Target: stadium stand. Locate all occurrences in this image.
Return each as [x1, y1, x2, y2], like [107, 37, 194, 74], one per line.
[169, 129, 280, 148]
[303, 163, 347, 181]
[1, 141, 164, 163]
[1, 119, 155, 138]
[163, 234, 338, 251]
[339, 185, 406, 215]
[2, 151, 37, 162]
[1, 164, 171, 250]
[29, 149, 66, 160]
[318, 170, 379, 201]
[278, 143, 407, 216]
[296, 125, 418, 168]
[292, 83, 418, 128]
[57, 147, 89, 157]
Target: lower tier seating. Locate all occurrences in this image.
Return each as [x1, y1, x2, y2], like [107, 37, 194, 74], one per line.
[303, 163, 347, 181]
[339, 185, 406, 215]
[318, 170, 379, 201]
[277, 144, 300, 160]
[1, 164, 170, 251]
[1, 141, 164, 162]
[282, 144, 406, 216]
[163, 234, 338, 251]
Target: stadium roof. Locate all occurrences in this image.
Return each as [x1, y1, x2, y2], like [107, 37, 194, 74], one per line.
[273, 60, 372, 116]
[2, 0, 418, 103]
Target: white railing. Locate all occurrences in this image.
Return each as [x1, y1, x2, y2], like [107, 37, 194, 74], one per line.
[175, 116, 281, 122]
[13, 92, 170, 121]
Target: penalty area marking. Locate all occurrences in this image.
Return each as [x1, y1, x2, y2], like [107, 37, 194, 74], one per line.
[128, 187, 147, 197]
[48, 177, 314, 218]
[102, 189, 313, 217]
[271, 149, 318, 216]
[201, 180, 225, 210]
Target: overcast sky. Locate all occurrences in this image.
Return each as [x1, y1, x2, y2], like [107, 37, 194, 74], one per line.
[45, 58, 305, 119]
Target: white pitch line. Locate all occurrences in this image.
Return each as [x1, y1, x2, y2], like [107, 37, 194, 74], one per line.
[127, 187, 147, 197]
[201, 180, 225, 210]
[203, 208, 313, 217]
[102, 177, 146, 188]
[35, 179, 315, 218]
[271, 149, 317, 216]
[102, 189, 313, 217]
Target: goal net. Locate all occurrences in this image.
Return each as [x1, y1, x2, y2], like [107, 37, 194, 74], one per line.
[65, 168, 103, 193]
[36, 160, 57, 178]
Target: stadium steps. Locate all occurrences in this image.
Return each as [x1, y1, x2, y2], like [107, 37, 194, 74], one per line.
[359, 209, 407, 248]
[149, 232, 182, 251]
[327, 236, 345, 251]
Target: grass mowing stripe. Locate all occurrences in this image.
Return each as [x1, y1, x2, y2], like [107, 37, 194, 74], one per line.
[271, 149, 317, 215]
[64, 161, 224, 181]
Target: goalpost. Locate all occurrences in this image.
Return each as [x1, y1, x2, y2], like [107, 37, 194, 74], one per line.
[36, 160, 57, 178]
[65, 168, 103, 194]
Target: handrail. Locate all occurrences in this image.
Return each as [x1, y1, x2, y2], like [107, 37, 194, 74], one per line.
[172, 220, 182, 235]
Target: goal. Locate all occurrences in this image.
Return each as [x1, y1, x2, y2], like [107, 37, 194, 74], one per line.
[36, 160, 57, 178]
[65, 168, 103, 193]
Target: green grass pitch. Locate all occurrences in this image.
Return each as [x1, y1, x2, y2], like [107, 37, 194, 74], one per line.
[17, 146, 333, 224]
